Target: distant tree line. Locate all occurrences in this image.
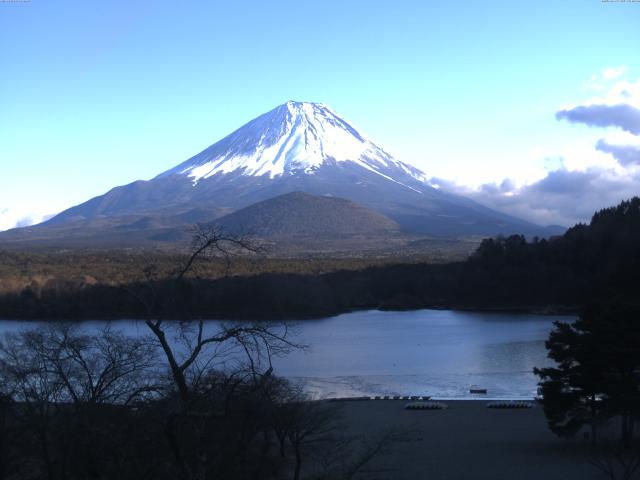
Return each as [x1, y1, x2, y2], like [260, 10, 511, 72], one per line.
[2, 197, 640, 320]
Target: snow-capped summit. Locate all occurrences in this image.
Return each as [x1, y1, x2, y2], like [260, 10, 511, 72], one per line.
[159, 101, 428, 186]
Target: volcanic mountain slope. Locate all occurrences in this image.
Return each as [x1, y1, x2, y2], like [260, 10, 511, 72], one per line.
[3, 101, 563, 248]
[0, 207, 229, 248]
[214, 191, 400, 238]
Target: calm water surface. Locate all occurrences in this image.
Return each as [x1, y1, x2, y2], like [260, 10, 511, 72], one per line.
[273, 309, 571, 399]
[0, 309, 572, 399]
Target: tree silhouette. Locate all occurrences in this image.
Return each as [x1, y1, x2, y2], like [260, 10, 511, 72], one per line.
[535, 305, 640, 448]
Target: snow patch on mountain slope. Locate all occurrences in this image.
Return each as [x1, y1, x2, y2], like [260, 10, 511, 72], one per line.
[159, 101, 430, 189]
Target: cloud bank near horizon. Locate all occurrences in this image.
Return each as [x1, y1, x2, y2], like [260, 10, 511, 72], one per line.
[434, 69, 640, 228]
[0, 208, 54, 232]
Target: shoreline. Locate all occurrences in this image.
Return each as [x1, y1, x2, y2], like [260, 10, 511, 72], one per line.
[0, 304, 580, 322]
[325, 396, 539, 402]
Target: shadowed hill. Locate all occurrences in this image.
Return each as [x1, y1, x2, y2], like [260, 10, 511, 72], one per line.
[214, 192, 400, 238]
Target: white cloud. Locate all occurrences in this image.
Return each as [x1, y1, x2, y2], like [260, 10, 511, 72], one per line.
[562, 76, 640, 113]
[0, 208, 53, 232]
[557, 75, 640, 164]
[530, 137, 621, 173]
[433, 166, 640, 227]
[583, 65, 629, 92]
[596, 131, 640, 166]
[435, 70, 640, 228]
[602, 65, 628, 81]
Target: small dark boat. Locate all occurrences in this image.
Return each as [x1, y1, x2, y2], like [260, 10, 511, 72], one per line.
[470, 387, 487, 394]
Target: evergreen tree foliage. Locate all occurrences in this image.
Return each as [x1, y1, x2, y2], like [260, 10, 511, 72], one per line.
[535, 304, 640, 447]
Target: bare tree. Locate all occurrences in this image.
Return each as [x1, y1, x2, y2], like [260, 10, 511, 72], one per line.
[125, 225, 303, 480]
[1, 324, 157, 407]
[590, 434, 640, 480]
[0, 323, 157, 480]
[137, 226, 299, 400]
[313, 427, 408, 480]
[285, 399, 341, 480]
[271, 388, 407, 480]
[174, 224, 263, 280]
[0, 392, 19, 480]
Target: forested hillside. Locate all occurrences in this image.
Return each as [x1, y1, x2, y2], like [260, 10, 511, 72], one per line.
[1, 198, 638, 320]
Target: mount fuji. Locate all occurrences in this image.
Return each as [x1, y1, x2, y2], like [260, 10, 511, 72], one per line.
[2, 101, 562, 248]
[159, 101, 429, 185]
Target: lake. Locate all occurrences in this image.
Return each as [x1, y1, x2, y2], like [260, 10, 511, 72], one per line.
[0, 309, 571, 399]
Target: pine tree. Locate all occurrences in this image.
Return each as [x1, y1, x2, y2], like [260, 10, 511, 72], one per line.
[535, 305, 640, 447]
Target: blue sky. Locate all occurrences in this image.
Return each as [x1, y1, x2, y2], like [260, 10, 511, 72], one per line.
[1, 0, 639, 229]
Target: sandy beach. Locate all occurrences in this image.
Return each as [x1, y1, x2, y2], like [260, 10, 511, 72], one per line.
[338, 400, 604, 480]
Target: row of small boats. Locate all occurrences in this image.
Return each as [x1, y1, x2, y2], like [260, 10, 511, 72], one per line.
[404, 400, 535, 410]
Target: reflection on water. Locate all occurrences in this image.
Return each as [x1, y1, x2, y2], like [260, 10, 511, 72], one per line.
[0, 309, 572, 399]
[477, 341, 548, 374]
[270, 309, 568, 399]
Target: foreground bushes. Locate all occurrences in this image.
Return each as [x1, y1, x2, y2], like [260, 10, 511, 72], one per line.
[0, 323, 395, 480]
